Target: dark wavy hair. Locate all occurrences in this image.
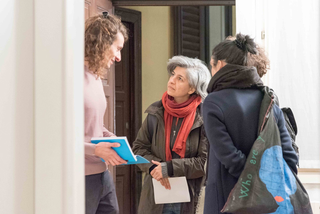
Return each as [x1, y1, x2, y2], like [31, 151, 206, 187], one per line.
[212, 33, 270, 77]
[85, 14, 128, 78]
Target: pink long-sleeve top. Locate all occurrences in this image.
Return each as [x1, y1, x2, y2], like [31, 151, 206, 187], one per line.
[84, 65, 115, 175]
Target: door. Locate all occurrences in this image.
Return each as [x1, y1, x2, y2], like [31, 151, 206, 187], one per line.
[114, 22, 132, 214]
[85, 0, 113, 19]
[114, 7, 142, 214]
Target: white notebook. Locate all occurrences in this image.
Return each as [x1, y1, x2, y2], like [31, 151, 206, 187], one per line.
[152, 177, 190, 204]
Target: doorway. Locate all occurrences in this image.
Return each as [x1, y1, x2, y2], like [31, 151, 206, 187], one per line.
[114, 7, 142, 214]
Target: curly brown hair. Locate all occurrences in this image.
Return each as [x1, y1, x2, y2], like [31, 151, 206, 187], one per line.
[85, 14, 128, 78]
[225, 36, 270, 77]
[247, 46, 270, 77]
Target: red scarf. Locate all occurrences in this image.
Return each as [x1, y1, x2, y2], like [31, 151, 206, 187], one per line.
[162, 92, 202, 161]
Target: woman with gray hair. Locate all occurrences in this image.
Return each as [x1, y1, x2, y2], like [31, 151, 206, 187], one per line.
[132, 55, 210, 214]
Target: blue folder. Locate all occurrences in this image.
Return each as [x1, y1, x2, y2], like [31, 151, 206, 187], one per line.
[91, 136, 150, 165]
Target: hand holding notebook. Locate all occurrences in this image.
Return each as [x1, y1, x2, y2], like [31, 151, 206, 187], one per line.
[94, 142, 127, 165]
[91, 136, 150, 165]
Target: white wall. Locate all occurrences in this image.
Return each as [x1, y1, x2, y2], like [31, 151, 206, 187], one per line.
[1, 0, 85, 213]
[0, 0, 34, 213]
[236, 0, 320, 208]
[265, 1, 320, 169]
[34, 0, 84, 213]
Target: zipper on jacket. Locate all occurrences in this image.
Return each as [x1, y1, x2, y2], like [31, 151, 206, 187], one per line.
[171, 118, 179, 148]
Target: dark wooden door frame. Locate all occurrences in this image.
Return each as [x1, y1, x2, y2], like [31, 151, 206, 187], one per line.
[224, 6, 233, 37]
[112, 0, 235, 6]
[114, 7, 142, 214]
[114, 7, 142, 140]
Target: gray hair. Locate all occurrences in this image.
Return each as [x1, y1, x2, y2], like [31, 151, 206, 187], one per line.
[167, 56, 211, 100]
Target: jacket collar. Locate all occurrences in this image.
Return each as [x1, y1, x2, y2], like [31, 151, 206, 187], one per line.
[207, 63, 263, 93]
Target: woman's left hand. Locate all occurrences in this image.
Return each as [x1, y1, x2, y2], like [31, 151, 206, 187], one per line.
[160, 178, 171, 190]
[150, 160, 163, 181]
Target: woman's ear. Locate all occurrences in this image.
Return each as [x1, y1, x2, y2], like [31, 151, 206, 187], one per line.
[188, 87, 196, 95]
[216, 60, 225, 71]
[216, 60, 227, 70]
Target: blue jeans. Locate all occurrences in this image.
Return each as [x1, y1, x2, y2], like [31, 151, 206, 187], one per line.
[162, 203, 181, 214]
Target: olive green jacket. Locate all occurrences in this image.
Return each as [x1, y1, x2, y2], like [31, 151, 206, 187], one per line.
[132, 101, 208, 214]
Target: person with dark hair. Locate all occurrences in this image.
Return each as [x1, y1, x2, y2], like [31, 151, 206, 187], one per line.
[132, 56, 210, 214]
[84, 13, 128, 214]
[226, 35, 270, 77]
[203, 33, 298, 214]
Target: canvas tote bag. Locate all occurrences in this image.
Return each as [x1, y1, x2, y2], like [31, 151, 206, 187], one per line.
[221, 87, 313, 214]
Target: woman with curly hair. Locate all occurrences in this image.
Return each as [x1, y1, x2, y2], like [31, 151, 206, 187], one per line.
[84, 12, 128, 214]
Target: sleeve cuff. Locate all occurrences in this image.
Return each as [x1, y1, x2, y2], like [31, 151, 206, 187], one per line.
[166, 161, 173, 177]
[149, 164, 157, 174]
[161, 162, 169, 178]
[85, 143, 96, 156]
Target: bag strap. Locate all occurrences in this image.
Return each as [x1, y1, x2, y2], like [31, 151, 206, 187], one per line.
[258, 86, 275, 133]
[147, 114, 157, 142]
[281, 107, 299, 166]
[281, 107, 298, 135]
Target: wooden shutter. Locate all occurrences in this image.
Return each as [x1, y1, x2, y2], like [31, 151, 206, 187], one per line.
[174, 6, 210, 63]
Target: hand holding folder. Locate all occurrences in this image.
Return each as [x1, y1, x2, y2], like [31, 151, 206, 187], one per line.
[91, 136, 150, 165]
[94, 142, 127, 166]
[152, 177, 190, 204]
